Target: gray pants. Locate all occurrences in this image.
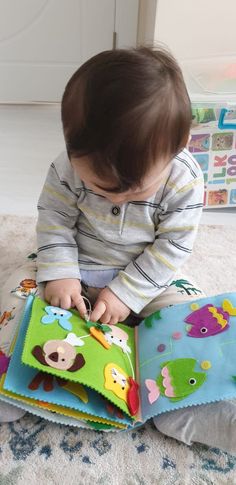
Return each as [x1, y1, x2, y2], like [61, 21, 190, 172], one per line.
[153, 400, 236, 455]
[1, 259, 236, 454]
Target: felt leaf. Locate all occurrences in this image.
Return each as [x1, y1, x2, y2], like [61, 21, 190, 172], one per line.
[144, 315, 154, 328]
[144, 311, 161, 328]
[61, 381, 89, 403]
[100, 324, 112, 333]
[87, 421, 114, 430]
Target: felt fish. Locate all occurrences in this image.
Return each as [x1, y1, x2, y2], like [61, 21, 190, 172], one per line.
[145, 358, 206, 404]
[185, 300, 235, 338]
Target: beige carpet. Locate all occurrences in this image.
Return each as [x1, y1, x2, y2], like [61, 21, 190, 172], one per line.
[0, 214, 236, 484]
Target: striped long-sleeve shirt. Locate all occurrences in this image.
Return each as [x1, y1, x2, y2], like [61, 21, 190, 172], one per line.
[36, 149, 204, 313]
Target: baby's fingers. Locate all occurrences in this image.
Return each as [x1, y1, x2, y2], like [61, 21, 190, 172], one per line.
[59, 295, 72, 310]
[90, 301, 107, 322]
[72, 293, 88, 319]
[109, 316, 119, 325]
[50, 296, 60, 307]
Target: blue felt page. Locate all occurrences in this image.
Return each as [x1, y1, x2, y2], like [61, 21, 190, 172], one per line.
[138, 292, 236, 421]
[4, 296, 132, 427]
[0, 393, 91, 429]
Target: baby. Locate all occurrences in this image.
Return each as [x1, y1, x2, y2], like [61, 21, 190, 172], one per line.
[36, 46, 204, 327]
[1, 47, 235, 454]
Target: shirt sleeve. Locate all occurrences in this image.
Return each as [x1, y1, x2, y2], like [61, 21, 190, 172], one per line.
[36, 154, 81, 283]
[108, 174, 204, 313]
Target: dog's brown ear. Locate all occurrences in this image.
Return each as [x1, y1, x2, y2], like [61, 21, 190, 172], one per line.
[68, 353, 85, 372]
[32, 345, 48, 366]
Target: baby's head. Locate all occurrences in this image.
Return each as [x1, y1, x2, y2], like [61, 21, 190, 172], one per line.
[61, 46, 191, 203]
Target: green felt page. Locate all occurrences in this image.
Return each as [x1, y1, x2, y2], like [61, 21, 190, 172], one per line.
[22, 296, 136, 416]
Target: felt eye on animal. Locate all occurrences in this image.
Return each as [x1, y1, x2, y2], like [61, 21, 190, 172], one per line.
[189, 378, 197, 385]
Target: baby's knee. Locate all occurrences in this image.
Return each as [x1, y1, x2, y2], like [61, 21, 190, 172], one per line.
[153, 401, 236, 454]
[0, 401, 26, 423]
[153, 407, 196, 446]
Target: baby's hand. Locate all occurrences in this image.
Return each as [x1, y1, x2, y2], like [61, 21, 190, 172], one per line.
[90, 287, 131, 325]
[44, 279, 87, 318]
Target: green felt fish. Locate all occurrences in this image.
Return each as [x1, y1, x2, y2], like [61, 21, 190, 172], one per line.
[145, 358, 207, 404]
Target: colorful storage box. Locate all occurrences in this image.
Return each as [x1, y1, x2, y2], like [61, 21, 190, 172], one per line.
[188, 106, 236, 208]
[183, 59, 236, 208]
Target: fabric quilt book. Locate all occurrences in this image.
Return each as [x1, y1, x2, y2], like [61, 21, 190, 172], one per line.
[1, 292, 236, 431]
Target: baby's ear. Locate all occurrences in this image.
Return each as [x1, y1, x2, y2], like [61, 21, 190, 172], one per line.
[32, 345, 48, 366]
[68, 353, 85, 372]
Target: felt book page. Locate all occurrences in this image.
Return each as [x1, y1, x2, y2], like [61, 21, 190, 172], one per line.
[3, 292, 236, 431]
[138, 292, 236, 421]
[2, 296, 131, 428]
[21, 296, 136, 418]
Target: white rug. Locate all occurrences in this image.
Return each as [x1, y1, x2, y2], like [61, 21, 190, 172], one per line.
[0, 214, 236, 484]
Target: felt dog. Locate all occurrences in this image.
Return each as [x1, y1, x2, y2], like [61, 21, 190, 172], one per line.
[32, 333, 85, 372]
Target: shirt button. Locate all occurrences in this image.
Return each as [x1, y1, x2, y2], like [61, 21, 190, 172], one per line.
[111, 206, 120, 216]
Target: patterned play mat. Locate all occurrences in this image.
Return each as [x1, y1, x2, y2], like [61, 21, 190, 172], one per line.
[1, 416, 236, 484]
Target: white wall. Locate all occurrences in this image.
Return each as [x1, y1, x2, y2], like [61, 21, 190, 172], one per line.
[154, 0, 236, 62]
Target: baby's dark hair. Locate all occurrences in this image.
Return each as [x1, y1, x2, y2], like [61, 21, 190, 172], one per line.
[61, 46, 191, 192]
